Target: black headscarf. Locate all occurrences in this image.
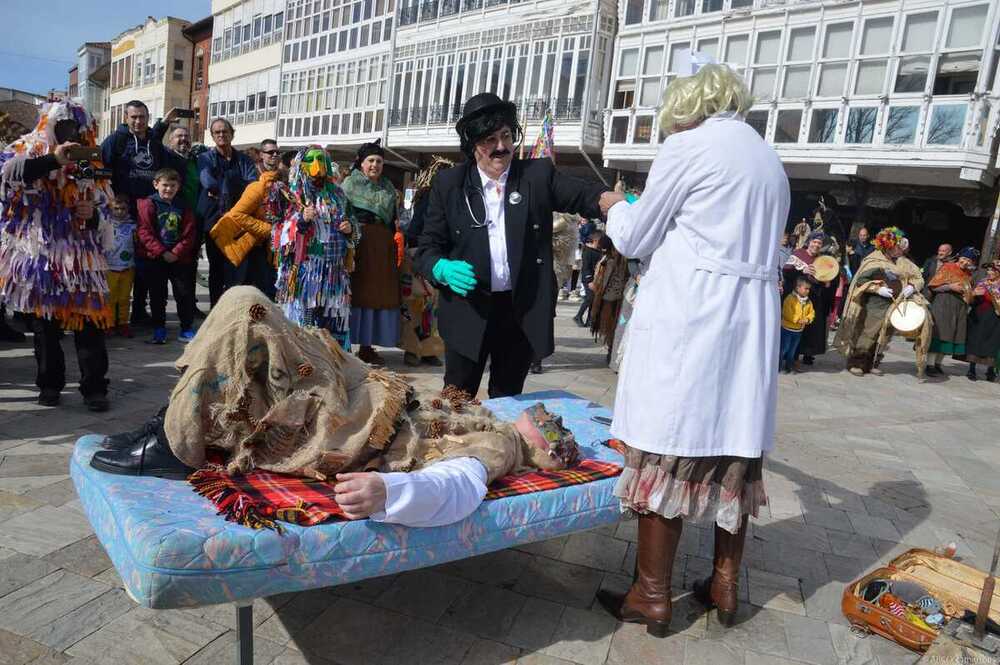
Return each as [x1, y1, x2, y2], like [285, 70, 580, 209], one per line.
[353, 138, 384, 171]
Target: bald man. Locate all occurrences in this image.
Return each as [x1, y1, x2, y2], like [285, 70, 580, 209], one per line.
[922, 243, 953, 285]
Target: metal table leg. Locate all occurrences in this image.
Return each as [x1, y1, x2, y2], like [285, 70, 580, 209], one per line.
[235, 602, 253, 665]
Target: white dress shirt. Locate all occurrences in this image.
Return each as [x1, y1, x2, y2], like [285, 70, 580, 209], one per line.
[369, 457, 488, 528]
[478, 166, 512, 292]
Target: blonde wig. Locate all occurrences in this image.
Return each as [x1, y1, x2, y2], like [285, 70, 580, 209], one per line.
[657, 64, 754, 136]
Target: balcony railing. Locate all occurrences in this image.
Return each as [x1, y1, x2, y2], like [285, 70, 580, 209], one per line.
[388, 98, 581, 129]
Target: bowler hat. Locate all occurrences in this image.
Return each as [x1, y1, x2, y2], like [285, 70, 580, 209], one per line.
[456, 93, 517, 127]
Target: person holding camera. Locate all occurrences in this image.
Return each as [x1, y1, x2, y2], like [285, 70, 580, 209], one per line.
[0, 100, 114, 411]
[197, 117, 258, 306]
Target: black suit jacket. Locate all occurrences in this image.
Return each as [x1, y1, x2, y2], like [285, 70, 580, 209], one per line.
[417, 158, 605, 360]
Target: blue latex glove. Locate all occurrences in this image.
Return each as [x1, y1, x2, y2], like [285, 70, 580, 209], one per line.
[433, 259, 477, 296]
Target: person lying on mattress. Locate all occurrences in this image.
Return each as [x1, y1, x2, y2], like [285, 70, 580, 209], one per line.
[90, 286, 580, 527]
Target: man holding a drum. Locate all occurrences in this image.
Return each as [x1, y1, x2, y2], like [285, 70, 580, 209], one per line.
[834, 227, 931, 377]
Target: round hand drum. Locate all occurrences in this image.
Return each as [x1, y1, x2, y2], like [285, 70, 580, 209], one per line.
[890, 300, 926, 338]
[813, 256, 840, 283]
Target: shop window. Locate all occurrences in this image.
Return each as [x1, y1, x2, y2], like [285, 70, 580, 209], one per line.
[808, 108, 838, 143]
[932, 52, 981, 95]
[894, 56, 930, 93]
[947, 5, 988, 49]
[855, 60, 887, 95]
[926, 104, 967, 145]
[633, 115, 654, 142]
[746, 110, 768, 138]
[885, 106, 919, 144]
[860, 17, 893, 55]
[844, 107, 877, 143]
[774, 109, 802, 143]
[817, 62, 847, 97]
[609, 116, 629, 143]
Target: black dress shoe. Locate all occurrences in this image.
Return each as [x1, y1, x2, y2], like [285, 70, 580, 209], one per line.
[802, 355, 815, 365]
[90, 423, 193, 480]
[85, 394, 109, 412]
[37, 389, 60, 406]
[103, 407, 167, 449]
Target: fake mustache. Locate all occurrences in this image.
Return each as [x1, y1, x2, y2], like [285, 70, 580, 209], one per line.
[490, 149, 511, 159]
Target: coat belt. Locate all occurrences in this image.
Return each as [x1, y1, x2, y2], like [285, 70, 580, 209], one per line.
[693, 255, 775, 281]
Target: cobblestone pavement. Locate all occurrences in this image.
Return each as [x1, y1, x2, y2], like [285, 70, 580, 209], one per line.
[2, 282, 999, 664]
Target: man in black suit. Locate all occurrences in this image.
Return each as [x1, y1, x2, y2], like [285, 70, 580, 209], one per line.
[417, 93, 617, 398]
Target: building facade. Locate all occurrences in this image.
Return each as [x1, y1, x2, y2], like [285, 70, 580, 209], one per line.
[184, 17, 215, 139]
[604, 0, 1000, 257]
[383, 0, 617, 173]
[206, 0, 286, 147]
[76, 43, 111, 127]
[107, 17, 195, 136]
[276, 0, 396, 154]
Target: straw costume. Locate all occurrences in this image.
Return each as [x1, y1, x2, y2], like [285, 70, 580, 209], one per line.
[833, 227, 929, 377]
[272, 146, 359, 349]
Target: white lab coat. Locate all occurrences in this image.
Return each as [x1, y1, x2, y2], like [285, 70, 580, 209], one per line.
[607, 114, 789, 458]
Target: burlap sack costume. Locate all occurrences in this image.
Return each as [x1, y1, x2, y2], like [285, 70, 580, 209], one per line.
[833, 250, 931, 375]
[165, 286, 572, 483]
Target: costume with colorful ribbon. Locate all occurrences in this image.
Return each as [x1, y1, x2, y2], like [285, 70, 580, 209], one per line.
[0, 100, 113, 330]
[272, 146, 359, 348]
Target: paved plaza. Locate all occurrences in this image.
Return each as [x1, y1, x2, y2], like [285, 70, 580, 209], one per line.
[2, 285, 1000, 665]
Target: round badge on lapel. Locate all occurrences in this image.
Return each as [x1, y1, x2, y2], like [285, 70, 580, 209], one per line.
[508, 191, 522, 205]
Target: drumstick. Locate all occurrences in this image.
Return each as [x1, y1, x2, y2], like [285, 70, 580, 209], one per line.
[974, 526, 1000, 640]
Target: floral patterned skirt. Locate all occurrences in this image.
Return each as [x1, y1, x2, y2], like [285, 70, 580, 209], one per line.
[613, 444, 768, 534]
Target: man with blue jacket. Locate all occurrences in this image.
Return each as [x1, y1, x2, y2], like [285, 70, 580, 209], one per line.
[197, 117, 258, 306]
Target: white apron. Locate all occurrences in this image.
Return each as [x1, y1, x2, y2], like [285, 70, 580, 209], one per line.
[607, 115, 790, 458]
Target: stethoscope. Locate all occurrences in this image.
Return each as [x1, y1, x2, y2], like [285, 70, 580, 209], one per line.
[464, 183, 523, 229]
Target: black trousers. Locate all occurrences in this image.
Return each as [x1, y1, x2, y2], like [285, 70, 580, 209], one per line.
[29, 316, 108, 396]
[225, 245, 276, 299]
[443, 292, 535, 399]
[186, 226, 204, 307]
[575, 288, 594, 323]
[206, 234, 227, 307]
[131, 263, 149, 320]
[147, 260, 195, 329]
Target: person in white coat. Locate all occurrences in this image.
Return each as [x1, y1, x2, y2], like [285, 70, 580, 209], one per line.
[595, 56, 790, 636]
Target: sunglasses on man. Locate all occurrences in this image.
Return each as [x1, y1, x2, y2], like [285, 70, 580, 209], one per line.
[261, 149, 279, 155]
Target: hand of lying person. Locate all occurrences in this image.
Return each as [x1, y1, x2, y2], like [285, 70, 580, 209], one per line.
[334, 472, 387, 519]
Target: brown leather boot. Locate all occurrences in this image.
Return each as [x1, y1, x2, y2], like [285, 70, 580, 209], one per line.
[596, 513, 682, 638]
[694, 515, 748, 626]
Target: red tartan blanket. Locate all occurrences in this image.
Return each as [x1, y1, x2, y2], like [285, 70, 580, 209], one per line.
[189, 458, 622, 532]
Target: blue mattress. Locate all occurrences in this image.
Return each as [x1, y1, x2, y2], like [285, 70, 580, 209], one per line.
[70, 391, 624, 609]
